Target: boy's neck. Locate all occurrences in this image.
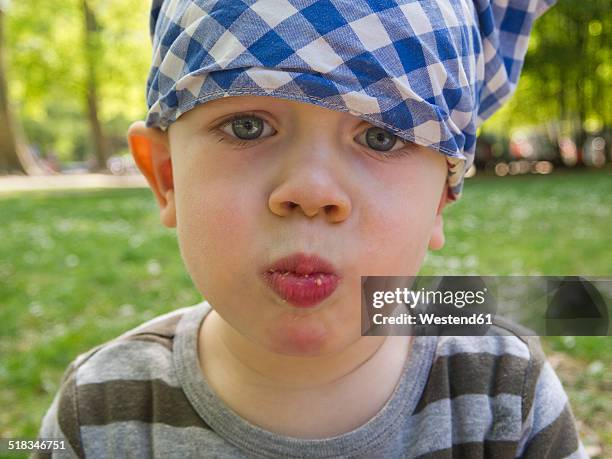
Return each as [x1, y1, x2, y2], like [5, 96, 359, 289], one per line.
[197, 309, 412, 438]
[199, 308, 397, 390]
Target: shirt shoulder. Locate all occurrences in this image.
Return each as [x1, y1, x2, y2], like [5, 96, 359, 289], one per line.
[73, 304, 195, 367]
[414, 329, 535, 416]
[412, 326, 586, 458]
[72, 306, 187, 383]
[34, 305, 210, 458]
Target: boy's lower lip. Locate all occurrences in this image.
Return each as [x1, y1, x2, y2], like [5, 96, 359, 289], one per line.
[262, 271, 340, 308]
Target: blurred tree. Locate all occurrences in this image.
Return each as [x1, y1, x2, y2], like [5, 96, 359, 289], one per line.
[82, 0, 109, 170]
[2, 0, 608, 164]
[0, 2, 21, 173]
[483, 0, 611, 149]
[5, 0, 150, 164]
[0, 0, 44, 175]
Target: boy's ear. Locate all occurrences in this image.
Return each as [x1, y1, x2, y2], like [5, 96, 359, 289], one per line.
[428, 182, 448, 250]
[127, 121, 176, 228]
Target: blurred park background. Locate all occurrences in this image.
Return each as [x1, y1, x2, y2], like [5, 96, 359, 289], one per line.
[0, 0, 610, 458]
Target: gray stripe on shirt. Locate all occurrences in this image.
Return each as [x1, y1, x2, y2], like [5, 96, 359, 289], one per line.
[402, 393, 523, 458]
[81, 421, 247, 459]
[436, 335, 530, 359]
[77, 339, 179, 387]
[530, 361, 568, 435]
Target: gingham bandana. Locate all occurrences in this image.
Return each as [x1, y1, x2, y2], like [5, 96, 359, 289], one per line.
[145, 0, 555, 200]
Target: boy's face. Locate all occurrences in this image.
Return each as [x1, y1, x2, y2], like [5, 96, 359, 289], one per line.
[128, 95, 447, 357]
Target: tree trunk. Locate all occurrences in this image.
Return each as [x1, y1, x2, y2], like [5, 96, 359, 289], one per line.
[0, 8, 22, 174]
[575, 21, 588, 160]
[0, 7, 44, 175]
[82, 0, 109, 171]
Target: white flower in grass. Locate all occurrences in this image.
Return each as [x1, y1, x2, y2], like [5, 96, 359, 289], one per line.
[147, 259, 162, 276]
[65, 254, 80, 268]
[587, 361, 604, 376]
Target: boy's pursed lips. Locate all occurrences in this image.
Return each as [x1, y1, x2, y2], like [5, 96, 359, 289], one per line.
[261, 252, 341, 308]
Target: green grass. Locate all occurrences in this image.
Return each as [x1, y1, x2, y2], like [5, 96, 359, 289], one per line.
[0, 168, 610, 457]
[0, 188, 203, 455]
[421, 168, 612, 277]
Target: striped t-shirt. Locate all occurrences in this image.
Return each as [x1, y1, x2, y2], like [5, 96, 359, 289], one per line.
[34, 301, 587, 458]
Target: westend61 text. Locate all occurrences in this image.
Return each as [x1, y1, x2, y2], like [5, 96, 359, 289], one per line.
[372, 313, 494, 326]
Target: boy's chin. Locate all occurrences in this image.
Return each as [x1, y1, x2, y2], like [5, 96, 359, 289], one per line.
[264, 311, 361, 357]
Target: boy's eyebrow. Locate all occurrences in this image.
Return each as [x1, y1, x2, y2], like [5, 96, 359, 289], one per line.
[193, 96, 292, 119]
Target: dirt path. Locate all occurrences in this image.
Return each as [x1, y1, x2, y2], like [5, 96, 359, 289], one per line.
[0, 173, 148, 195]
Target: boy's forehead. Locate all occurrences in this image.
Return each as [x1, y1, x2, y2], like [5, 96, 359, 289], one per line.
[146, 0, 555, 201]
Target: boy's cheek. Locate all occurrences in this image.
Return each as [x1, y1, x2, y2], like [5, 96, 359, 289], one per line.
[175, 186, 257, 291]
[357, 195, 434, 276]
[359, 228, 429, 276]
[181, 204, 253, 254]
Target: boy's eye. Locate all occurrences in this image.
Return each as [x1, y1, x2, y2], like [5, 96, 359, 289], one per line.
[220, 115, 275, 140]
[357, 127, 407, 152]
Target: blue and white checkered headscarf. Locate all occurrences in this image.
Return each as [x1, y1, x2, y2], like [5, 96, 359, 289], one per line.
[145, 0, 555, 200]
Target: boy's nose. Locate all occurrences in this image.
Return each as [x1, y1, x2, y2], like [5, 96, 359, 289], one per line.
[268, 145, 352, 223]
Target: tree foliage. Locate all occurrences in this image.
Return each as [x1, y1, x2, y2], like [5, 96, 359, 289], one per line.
[5, 0, 150, 161]
[483, 0, 611, 140]
[0, 2, 47, 175]
[3, 0, 610, 161]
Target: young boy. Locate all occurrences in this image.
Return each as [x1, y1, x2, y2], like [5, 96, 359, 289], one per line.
[34, 0, 587, 457]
